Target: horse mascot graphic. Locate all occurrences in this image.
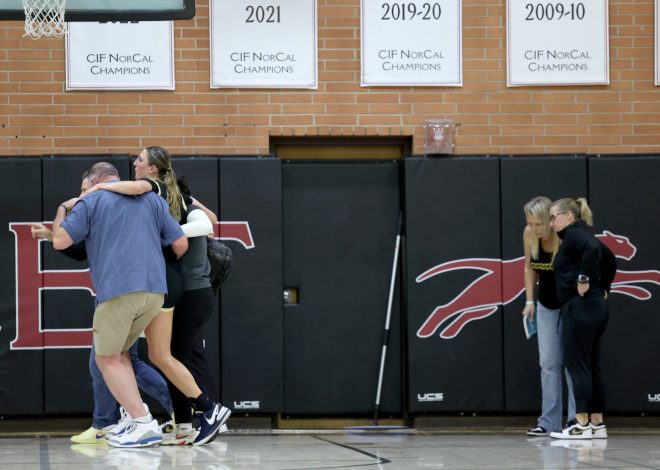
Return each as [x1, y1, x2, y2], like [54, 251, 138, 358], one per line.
[416, 231, 660, 339]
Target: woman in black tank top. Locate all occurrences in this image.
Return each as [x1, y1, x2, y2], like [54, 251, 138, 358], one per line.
[522, 196, 575, 436]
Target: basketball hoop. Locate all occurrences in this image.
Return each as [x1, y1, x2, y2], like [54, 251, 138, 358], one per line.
[22, 0, 67, 39]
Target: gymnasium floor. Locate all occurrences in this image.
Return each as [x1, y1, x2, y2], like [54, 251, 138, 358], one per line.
[2, 429, 660, 469]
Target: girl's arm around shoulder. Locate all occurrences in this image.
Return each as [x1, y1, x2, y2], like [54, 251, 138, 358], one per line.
[85, 180, 154, 196]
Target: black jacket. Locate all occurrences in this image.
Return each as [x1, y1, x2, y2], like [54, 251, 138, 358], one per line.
[554, 220, 616, 305]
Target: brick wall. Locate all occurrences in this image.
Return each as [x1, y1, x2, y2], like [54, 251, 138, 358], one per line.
[1, 0, 659, 156]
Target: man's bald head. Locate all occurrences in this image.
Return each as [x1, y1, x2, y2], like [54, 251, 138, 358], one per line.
[88, 162, 120, 183]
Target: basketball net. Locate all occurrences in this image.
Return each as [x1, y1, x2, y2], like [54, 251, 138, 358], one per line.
[22, 0, 67, 39]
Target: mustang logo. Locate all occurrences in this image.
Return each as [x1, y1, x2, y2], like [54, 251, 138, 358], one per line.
[416, 231, 660, 339]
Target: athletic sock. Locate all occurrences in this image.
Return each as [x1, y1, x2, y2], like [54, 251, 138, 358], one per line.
[133, 413, 153, 424]
[192, 393, 213, 412]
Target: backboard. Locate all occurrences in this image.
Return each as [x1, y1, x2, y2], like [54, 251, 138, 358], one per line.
[0, 0, 195, 22]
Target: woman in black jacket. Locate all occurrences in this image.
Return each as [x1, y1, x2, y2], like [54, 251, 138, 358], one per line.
[548, 197, 615, 440]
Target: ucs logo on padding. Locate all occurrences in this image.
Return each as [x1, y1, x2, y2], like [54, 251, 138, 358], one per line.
[415, 231, 660, 339]
[233, 400, 260, 410]
[417, 393, 444, 402]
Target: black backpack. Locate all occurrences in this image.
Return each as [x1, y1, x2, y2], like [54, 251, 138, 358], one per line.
[207, 238, 232, 293]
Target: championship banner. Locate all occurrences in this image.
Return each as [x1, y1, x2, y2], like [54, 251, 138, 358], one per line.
[507, 0, 609, 86]
[210, 0, 317, 89]
[361, 0, 462, 86]
[66, 22, 175, 90]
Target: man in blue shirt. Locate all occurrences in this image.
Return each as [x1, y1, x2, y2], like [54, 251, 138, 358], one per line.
[52, 162, 187, 448]
[31, 172, 174, 445]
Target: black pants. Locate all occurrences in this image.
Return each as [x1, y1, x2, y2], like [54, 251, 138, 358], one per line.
[561, 293, 608, 414]
[168, 286, 217, 423]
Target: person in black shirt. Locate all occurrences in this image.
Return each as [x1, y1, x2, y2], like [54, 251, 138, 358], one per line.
[548, 197, 615, 440]
[522, 196, 575, 436]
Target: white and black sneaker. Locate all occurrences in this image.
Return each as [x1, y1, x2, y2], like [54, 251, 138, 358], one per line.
[160, 418, 175, 434]
[549, 420, 592, 440]
[193, 403, 231, 446]
[526, 425, 548, 436]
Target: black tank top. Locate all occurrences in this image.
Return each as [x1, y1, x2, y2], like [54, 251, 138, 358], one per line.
[530, 243, 560, 310]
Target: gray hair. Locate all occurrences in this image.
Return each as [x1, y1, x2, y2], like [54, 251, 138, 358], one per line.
[88, 162, 119, 182]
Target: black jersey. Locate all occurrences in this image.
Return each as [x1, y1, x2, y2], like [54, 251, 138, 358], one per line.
[530, 243, 561, 309]
[141, 177, 191, 261]
[141, 178, 192, 224]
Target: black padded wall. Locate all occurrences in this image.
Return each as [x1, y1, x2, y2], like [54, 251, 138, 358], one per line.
[0, 157, 44, 414]
[220, 157, 283, 413]
[405, 157, 502, 412]
[588, 156, 660, 412]
[1, 154, 660, 417]
[500, 156, 587, 412]
[282, 161, 402, 414]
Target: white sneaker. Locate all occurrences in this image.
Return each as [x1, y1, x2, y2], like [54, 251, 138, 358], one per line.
[162, 423, 199, 445]
[549, 420, 592, 440]
[107, 403, 150, 438]
[107, 417, 162, 448]
[590, 422, 608, 439]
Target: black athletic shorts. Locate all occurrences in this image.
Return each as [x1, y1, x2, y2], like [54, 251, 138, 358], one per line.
[163, 260, 184, 310]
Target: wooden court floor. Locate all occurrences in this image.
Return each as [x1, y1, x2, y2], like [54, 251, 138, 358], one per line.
[1, 427, 660, 469]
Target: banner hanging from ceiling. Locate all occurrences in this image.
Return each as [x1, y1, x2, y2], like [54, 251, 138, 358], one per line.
[507, 0, 609, 86]
[361, 0, 462, 86]
[210, 0, 317, 89]
[66, 22, 175, 90]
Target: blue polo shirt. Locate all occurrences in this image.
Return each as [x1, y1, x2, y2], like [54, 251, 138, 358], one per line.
[61, 189, 184, 303]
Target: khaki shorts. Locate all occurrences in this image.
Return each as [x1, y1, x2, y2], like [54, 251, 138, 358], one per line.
[93, 292, 164, 356]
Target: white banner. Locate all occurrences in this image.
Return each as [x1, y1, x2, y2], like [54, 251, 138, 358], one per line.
[361, 0, 462, 87]
[66, 22, 175, 91]
[210, 0, 317, 89]
[656, 0, 660, 86]
[507, 0, 609, 86]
